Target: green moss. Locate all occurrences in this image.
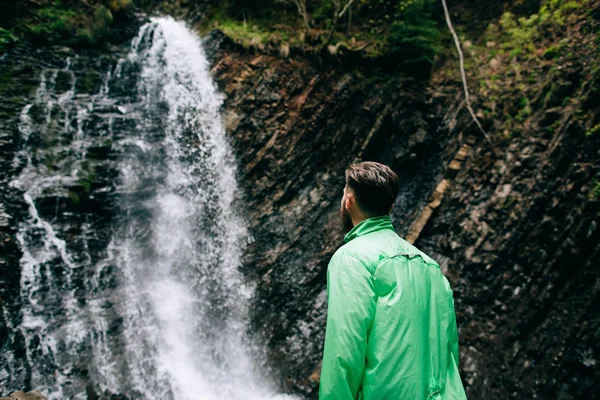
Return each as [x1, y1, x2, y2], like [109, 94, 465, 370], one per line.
[12, 1, 122, 46]
[93, 5, 113, 35]
[76, 28, 94, 44]
[77, 70, 102, 94]
[515, 108, 531, 122]
[215, 19, 269, 48]
[0, 28, 19, 53]
[76, 5, 114, 44]
[81, 180, 91, 193]
[22, 6, 78, 42]
[68, 191, 81, 207]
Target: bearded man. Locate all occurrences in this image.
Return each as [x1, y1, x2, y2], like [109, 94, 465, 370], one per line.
[319, 161, 467, 400]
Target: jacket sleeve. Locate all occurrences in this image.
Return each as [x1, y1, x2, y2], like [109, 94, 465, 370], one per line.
[319, 253, 376, 400]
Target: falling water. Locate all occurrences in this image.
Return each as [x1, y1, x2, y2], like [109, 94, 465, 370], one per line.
[6, 17, 296, 400]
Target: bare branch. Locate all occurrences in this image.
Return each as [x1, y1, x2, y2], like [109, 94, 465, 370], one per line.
[324, 0, 341, 46]
[338, 0, 355, 18]
[441, 0, 492, 144]
[277, 0, 310, 28]
[292, 0, 310, 29]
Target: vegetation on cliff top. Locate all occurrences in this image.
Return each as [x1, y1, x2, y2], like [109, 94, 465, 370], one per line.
[1, 0, 444, 76]
[0, 0, 133, 51]
[464, 0, 599, 135]
[198, 0, 442, 76]
[444, 0, 600, 197]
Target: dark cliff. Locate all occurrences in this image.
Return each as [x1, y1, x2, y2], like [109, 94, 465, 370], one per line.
[204, 0, 600, 398]
[0, 0, 598, 398]
[206, 39, 462, 394]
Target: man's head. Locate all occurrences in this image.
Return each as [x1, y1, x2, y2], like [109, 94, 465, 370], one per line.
[340, 161, 400, 231]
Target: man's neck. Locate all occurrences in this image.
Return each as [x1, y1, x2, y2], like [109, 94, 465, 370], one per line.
[351, 214, 368, 227]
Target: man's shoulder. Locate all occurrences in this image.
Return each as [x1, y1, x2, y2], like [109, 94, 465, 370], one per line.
[333, 230, 440, 269]
[331, 230, 401, 271]
[333, 231, 387, 257]
[330, 243, 364, 263]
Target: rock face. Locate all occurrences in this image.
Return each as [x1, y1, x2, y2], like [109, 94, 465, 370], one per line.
[0, 391, 47, 400]
[205, 31, 465, 395]
[0, 42, 137, 397]
[416, 93, 600, 398]
[204, 9, 600, 397]
[0, 6, 598, 400]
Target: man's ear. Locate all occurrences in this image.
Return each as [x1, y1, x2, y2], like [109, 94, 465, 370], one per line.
[345, 192, 354, 210]
[389, 203, 395, 213]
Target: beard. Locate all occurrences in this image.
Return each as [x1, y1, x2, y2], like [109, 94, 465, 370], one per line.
[340, 206, 354, 232]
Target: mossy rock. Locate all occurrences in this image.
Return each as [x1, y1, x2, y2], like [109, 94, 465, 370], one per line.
[68, 191, 81, 207]
[0, 28, 19, 53]
[77, 70, 103, 94]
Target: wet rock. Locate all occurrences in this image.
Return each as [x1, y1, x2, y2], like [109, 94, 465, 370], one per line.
[206, 34, 464, 396]
[0, 391, 47, 400]
[0, 37, 135, 398]
[206, 9, 600, 396]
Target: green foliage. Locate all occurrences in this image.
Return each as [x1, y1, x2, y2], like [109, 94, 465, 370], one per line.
[387, 0, 440, 75]
[543, 44, 560, 59]
[515, 97, 532, 121]
[24, 6, 77, 41]
[590, 177, 600, 200]
[76, 28, 94, 44]
[586, 124, 600, 137]
[499, 0, 586, 60]
[11, 0, 127, 45]
[0, 28, 19, 53]
[76, 5, 114, 44]
[538, 0, 583, 25]
[216, 19, 270, 48]
[519, 96, 529, 109]
[205, 0, 441, 76]
[499, 11, 538, 57]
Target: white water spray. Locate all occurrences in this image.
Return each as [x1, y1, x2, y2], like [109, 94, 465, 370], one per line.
[7, 16, 298, 400]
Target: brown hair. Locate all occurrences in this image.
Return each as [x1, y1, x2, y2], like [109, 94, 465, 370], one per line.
[345, 162, 400, 216]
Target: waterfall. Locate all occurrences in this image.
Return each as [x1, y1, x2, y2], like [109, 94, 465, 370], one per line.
[6, 17, 296, 400]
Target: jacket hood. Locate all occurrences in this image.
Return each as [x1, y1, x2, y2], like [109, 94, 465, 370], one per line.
[343, 215, 394, 243]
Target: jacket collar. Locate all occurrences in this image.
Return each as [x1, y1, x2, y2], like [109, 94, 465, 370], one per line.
[344, 215, 394, 243]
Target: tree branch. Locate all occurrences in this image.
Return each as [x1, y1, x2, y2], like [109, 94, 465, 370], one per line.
[338, 0, 355, 18]
[324, 0, 341, 46]
[292, 0, 310, 29]
[441, 0, 492, 144]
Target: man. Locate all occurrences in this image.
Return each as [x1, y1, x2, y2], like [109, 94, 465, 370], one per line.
[319, 162, 467, 400]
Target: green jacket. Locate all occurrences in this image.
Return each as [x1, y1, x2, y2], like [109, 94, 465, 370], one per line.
[319, 215, 467, 400]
